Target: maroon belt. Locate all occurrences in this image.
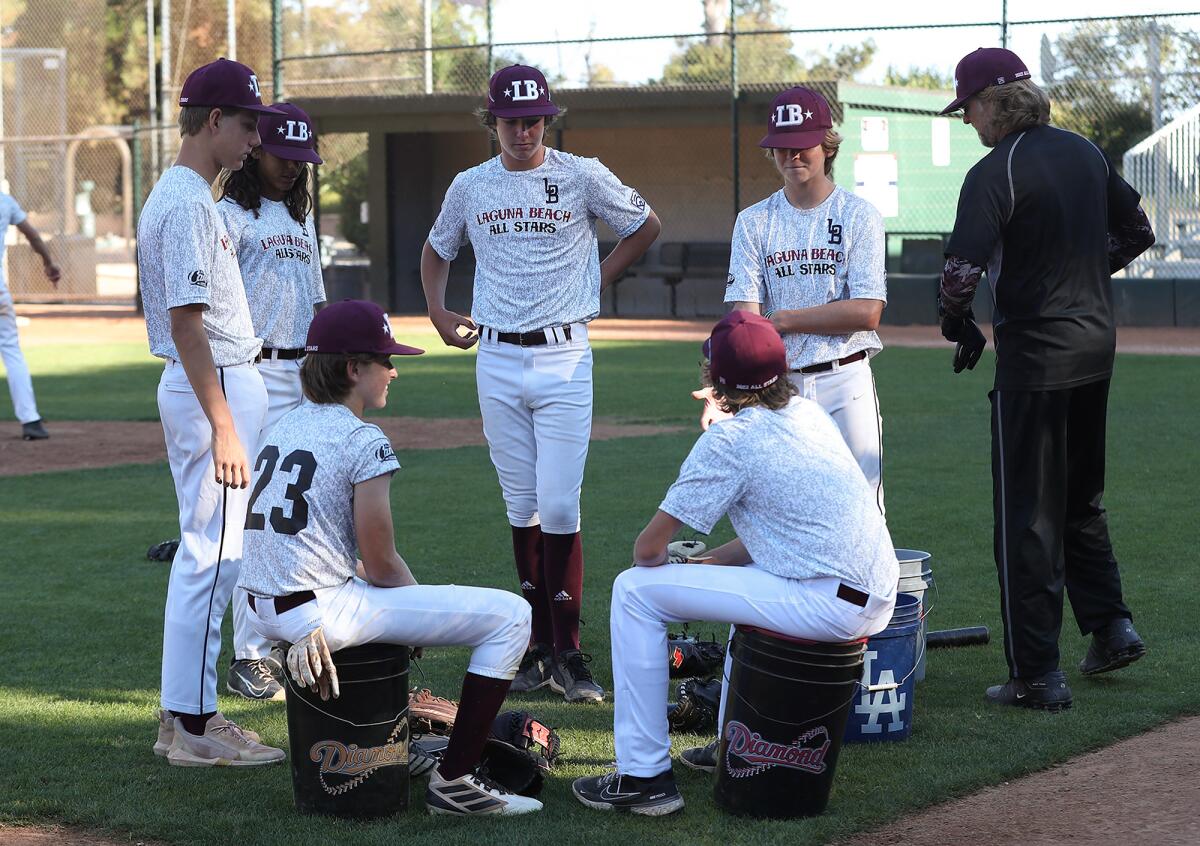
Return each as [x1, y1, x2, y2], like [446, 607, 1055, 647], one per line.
[248, 590, 316, 614]
[836, 583, 869, 608]
[797, 350, 867, 374]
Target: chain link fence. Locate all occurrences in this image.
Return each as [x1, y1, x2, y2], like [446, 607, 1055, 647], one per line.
[5, 2, 1198, 304]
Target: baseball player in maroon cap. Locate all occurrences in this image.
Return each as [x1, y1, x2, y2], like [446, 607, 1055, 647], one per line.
[571, 310, 897, 815]
[937, 48, 1154, 710]
[718, 85, 888, 514]
[139, 58, 285, 766]
[216, 102, 327, 701]
[238, 299, 541, 816]
[421, 64, 661, 703]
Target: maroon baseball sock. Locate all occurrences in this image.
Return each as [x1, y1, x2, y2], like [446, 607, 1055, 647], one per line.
[511, 524, 553, 647]
[170, 710, 216, 736]
[543, 530, 584, 654]
[438, 673, 511, 781]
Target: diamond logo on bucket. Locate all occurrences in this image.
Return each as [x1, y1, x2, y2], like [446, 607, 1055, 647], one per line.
[722, 720, 831, 778]
[308, 717, 408, 795]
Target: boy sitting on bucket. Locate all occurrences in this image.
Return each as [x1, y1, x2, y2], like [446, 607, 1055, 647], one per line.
[238, 299, 541, 817]
[571, 310, 898, 816]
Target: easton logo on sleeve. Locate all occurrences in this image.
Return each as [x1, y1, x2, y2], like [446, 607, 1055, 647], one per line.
[189, 270, 208, 287]
[376, 443, 397, 463]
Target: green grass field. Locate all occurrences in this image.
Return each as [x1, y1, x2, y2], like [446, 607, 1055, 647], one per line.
[1, 339, 1198, 846]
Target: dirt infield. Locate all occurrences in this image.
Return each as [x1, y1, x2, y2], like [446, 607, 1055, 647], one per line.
[0, 417, 683, 478]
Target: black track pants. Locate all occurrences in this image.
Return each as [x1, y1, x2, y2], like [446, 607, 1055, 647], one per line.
[990, 378, 1132, 678]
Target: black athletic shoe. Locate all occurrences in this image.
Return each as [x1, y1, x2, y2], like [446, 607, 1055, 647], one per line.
[572, 769, 684, 816]
[550, 649, 604, 703]
[226, 657, 285, 702]
[410, 735, 449, 778]
[678, 738, 718, 773]
[985, 670, 1073, 712]
[21, 419, 49, 440]
[1079, 618, 1147, 676]
[509, 643, 553, 693]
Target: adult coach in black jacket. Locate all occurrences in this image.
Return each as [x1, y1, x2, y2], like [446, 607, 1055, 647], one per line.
[937, 48, 1154, 710]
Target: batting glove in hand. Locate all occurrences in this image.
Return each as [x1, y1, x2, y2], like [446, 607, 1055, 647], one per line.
[288, 626, 340, 700]
[667, 540, 708, 563]
[941, 315, 986, 373]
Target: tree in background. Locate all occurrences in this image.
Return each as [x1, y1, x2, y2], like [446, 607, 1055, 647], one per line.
[659, 0, 874, 86]
[883, 65, 951, 90]
[1043, 19, 1200, 164]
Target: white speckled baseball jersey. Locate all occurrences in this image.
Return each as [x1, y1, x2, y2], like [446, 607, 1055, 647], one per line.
[658, 395, 898, 597]
[725, 186, 887, 369]
[0, 193, 28, 294]
[239, 402, 400, 596]
[427, 148, 650, 332]
[218, 198, 326, 349]
[138, 166, 261, 366]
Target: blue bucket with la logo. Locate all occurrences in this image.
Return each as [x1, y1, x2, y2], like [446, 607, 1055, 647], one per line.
[713, 627, 866, 818]
[844, 593, 920, 743]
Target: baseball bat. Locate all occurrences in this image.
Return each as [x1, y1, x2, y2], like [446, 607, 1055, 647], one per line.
[926, 626, 990, 648]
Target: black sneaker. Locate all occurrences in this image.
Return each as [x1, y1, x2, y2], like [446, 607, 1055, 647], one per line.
[550, 649, 605, 703]
[1079, 618, 1147, 676]
[678, 738, 718, 773]
[21, 419, 49, 440]
[509, 643, 553, 693]
[572, 769, 684, 816]
[410, 735, 449, 778]
[227, 657, 285, 701]
[985, 670, 1073, 712]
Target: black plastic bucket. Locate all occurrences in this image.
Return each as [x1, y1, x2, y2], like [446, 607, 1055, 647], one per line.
[713, 627, 865, 818]
[284, 642, 410, 819]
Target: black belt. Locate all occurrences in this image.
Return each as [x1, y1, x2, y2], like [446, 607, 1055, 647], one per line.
[248, 590, 316, 614]
[796, 350, 868, 375]
[261, 347, 307, 360]
[488, 325, 573, 346]
[836, 583, 869, 608]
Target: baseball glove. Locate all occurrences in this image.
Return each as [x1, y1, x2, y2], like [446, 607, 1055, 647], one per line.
[479, 710, 561, 797]
[667, 540, 707, 563]
[409, 688, 458, 736]
[667, 676, 722, 734]
[668, 633, 726, 678]
[146, 538, 180, 563]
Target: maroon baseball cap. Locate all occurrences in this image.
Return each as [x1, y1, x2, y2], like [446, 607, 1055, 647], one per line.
[305, 300, 424, 356]
[487, 64, 560, 119]
[759, 86, 834, 150]
[703, 310, 787, 391]
[939, 48, 1032, 115]
[258, 103, 323, 164]
[178, 58, 282, 114]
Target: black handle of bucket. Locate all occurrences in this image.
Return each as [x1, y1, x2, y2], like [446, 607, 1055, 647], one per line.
[284, 672, 409, 729]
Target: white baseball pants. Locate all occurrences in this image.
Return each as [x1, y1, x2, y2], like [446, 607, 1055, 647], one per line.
[610, 563, 895, 777]
[0, 288, 40, 423]
[795, 357, 885, 515]
[476, 325, 592, 534]
[231, 356, 306, 660]
[158, 361, 267, 714]
[248, 577, 531, 680]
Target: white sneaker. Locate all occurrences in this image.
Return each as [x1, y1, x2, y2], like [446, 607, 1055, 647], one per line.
[426, 765, 543, 816]
[166, 714, 284, 767]
[154, 708, 262, 757]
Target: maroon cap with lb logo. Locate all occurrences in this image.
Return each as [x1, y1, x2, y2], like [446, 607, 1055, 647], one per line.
[305, 300, 424, 357]
[258, 103, 323, 164]
[759, 86, 834, 150]
[939, 48, 1031, 115]
[178, 58, 282, 114]
[703, 310, 787, 392]
[487, 64, 560, 119]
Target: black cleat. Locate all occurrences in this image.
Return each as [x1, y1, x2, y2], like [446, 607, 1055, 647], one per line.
[226, 657, 285, 701]
[1080, 618, 1146, 676]
[678, 738, 718, 773]
[21, 419, 49, 440]
[509, 643, 553, 693]
[572, 769, 684, 816]
[985, 670, 1073, 712]
[550, 649, 604, 703]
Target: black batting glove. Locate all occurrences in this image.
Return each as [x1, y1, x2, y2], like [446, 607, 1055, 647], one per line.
[952, 319, 987, 373]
